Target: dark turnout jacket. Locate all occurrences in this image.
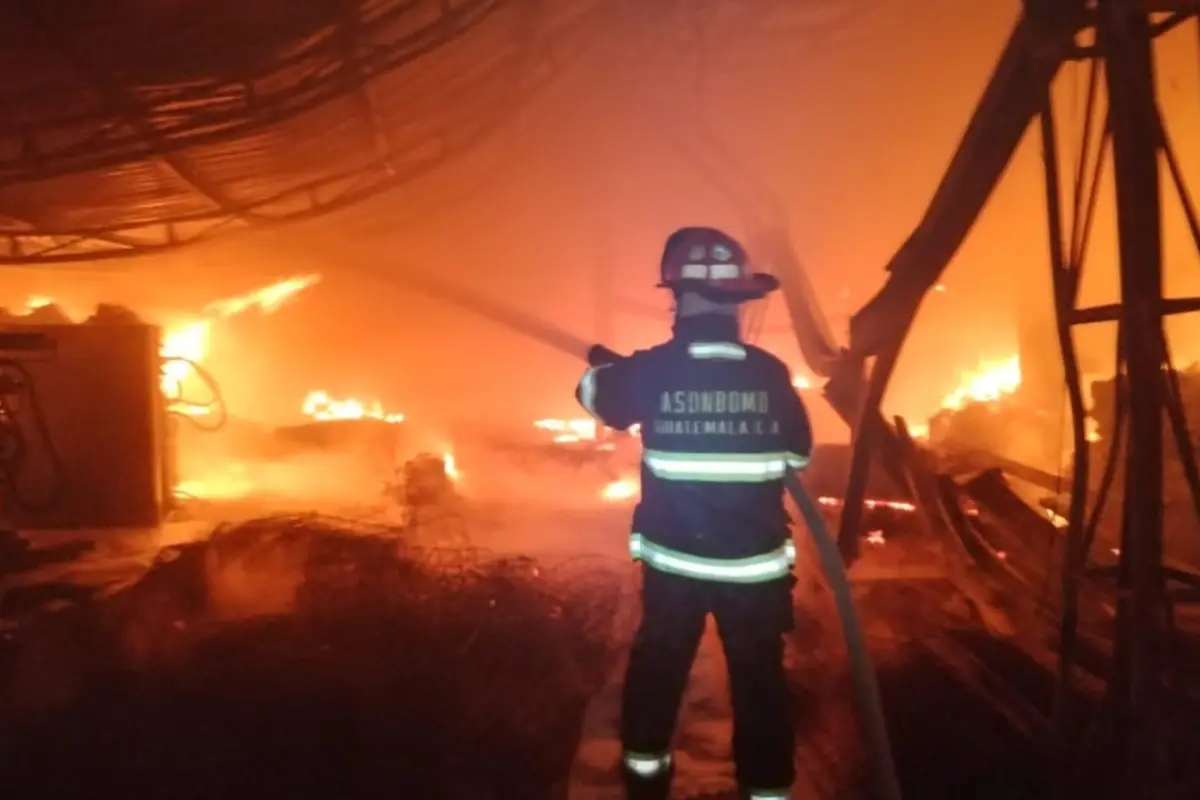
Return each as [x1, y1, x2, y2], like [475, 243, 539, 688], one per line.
[575, 314, 813, 583]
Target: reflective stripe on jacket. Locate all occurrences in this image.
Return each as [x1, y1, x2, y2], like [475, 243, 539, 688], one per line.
[630, 533, 797, 583]
[643, 448, 810, 482]
[574, 313, 814, 580]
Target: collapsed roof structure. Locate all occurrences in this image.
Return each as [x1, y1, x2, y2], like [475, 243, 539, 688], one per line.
[0, 0, 584, 262]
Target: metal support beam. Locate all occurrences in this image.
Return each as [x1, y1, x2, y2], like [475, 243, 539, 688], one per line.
[1096, 1, 1168, 791]
[14, 0, 252, 221]
[1038, 85, 1093, 784]
[337, 0, 399, 178]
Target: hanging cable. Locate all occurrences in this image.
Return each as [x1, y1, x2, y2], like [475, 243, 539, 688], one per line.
[162, 357, 228, 432]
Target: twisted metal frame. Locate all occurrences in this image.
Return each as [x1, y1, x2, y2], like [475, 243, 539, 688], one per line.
[0, 0, 575, 263]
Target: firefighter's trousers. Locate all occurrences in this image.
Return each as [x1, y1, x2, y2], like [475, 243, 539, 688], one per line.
[620, 566, 796, 798]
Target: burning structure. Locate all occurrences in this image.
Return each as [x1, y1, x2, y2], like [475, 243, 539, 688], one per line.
[0, 1, 1199, 799]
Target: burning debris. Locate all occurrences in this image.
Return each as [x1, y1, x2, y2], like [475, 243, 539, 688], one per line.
[1086, 369, 1200, 563]
[12, 274, 431, 508]
[600, 476, 639, 502]
[921, 352, 1107, 481]
[10, 276, 322, 421]
[941, 355, 1021, 412]
[384, 452, 464, 538]
[529, 418, 643, 503]
[159, 274, 322, 415]
[302, 391, 405, 424]
[534, 417, 597, 443]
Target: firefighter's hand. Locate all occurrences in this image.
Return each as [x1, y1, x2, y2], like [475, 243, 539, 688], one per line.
[587, 344, 624, 367]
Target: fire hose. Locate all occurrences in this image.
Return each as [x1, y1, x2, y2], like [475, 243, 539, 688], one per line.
[359, 264, 901, 797]
[585, 346, 902, 800]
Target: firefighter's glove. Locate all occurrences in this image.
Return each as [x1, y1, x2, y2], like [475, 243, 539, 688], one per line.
[587, 344, 624, 367]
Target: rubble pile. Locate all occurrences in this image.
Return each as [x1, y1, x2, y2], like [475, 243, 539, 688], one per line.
[0, 516, 626, 799]
[800, 444, 905, 500]
[1090, 372, 1200, 563]
[928, 399, 1065, 477]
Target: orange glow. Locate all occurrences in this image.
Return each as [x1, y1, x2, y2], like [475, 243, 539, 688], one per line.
[932, 353, 1105, 445]
[442, 451, 460, 481]
[534, 417, 598, 443]
[817, 495, 916, 513]
[1046, 509, 1068, 528]
[792, 374, 813, 390]
[174, 462, 255, 500]
[601, 476, 639, 502]
[18, 280, 321, 416]
[203, 275, 320, 317]
[941, 355, 1021, 411]
[160, 320, 211, 408]
[301, 390, 405, 423]
[158, 275, 322, 409]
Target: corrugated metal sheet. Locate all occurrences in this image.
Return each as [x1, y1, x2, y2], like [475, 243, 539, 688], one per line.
[0, 0, 583, 263]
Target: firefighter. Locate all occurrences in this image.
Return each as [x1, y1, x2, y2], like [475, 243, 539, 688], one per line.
[574, 226, 812, 800]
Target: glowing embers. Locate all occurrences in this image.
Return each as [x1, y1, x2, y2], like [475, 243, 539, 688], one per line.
[442, 451, 460, 481]
[301, 391, 405, 424]
[534, 418, 597, 443]
[600, 476, 639, 503]
[158, 274, 322, 409]
[941, 354, 1021, 411]
[161, 321, 212, 413]
[174, 462, 255, 501]
[816, 495, 916, 513]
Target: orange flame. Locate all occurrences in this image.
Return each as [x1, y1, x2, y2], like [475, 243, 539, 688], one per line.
[601, 476, 639, 502]
[160, 275, 321, 409]
[174, 463, 255, 501]
[941, 355, 1021, 411]
[534, 418, 598, 443]
[442, 451, 460, 481]
[301, 391, 405, 424]
[817, 495, 916, 513]
[17, 278, 320, 416]
[202, 275, 320, 317]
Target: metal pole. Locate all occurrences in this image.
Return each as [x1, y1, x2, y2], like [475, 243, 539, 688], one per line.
[1096, 0, 1167, 792]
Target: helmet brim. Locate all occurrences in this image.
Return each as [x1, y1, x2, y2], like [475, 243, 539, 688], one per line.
[658, 272, 780, 303]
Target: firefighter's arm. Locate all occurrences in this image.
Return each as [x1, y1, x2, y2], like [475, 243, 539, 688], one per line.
[575, 347, 641, 431]
[782, 382, 814, 471]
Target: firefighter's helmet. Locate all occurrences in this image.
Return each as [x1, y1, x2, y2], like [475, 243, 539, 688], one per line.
[658, 226, 779, 303]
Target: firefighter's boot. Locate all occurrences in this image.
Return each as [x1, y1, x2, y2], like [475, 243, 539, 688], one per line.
[740, 786, 792, 799]
[622, 755, 674, 800]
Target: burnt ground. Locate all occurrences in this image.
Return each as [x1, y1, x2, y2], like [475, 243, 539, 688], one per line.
[786, 576, 1058, 800]
[0, 517, 1078, 800]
